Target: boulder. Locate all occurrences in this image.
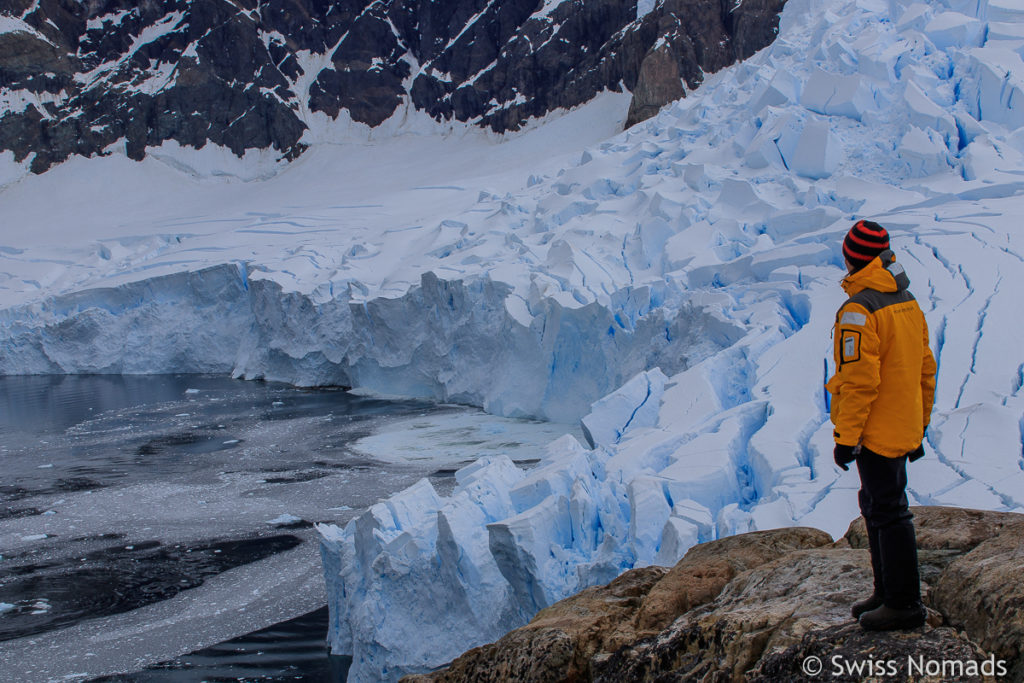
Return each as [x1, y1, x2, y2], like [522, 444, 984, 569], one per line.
[932, 520, 1024, 681]
[634, 526, 833, 632]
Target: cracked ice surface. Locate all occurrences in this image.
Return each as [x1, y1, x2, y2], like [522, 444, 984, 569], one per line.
[3, 0, 1024, 679]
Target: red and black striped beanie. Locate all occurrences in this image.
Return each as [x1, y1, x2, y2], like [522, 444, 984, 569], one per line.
[843, 220, 889, 270]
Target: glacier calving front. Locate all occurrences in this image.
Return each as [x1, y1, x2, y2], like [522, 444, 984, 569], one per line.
[2, 0, 1024, 679]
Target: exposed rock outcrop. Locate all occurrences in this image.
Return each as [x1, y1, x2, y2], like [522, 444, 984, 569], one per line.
[404, 507, 1024, 682]
[625, 44, 686, 128]
[0, 0, 787, 172]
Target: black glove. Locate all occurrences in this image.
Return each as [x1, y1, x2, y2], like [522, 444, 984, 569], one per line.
[834, 443, 857, 471]
[907, 428, 927, 462]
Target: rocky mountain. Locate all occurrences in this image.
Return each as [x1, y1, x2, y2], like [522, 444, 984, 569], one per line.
[0, 0, 786, 173]
[404, 507, 1024, 682]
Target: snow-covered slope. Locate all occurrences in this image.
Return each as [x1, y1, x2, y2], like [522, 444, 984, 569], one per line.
[2, 0, 1024, 679]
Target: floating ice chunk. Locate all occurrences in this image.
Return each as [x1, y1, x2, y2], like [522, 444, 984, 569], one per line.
[0, 602, 14, 614]
[579, 368, 668, 449]
[21, 534, 48, 542]
[266, 513, 303, 525]
[29, 599, 51, 614]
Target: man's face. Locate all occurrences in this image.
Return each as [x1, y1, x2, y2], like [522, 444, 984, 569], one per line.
[845, 258, 857, 274]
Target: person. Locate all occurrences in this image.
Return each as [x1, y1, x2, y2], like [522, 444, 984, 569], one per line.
[825, 220, 936, 631]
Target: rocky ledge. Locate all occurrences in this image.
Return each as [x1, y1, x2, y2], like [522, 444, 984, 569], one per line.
[403, 507, 1024, 682]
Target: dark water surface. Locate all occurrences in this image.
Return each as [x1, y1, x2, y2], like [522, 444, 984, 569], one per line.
[93, 607, 351, 682]
[0, 375, 450, 682]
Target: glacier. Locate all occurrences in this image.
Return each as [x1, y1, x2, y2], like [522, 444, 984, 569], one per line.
[2, 0, 1024, 679]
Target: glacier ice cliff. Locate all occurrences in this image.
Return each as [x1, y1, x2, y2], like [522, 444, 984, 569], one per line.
[0, 268, 743, 424]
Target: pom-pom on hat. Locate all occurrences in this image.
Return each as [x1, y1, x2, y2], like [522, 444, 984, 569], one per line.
[843, 220, 889, 270]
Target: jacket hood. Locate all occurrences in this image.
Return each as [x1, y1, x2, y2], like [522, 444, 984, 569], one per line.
[841, 249, 910, 296]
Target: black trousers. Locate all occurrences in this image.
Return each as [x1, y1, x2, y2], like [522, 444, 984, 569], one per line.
[855, 447, 921, 608]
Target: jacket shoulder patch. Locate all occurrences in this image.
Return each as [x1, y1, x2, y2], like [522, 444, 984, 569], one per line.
[841, 330, 861, 363]
[840, 311, 867, 326]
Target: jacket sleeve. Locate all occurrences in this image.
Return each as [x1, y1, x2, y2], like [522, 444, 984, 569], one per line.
[921, 315, 937, 429]
[827, 303, 880, 446]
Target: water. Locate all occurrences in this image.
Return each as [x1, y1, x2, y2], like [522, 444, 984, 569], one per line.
[0, 375, 574, 682]
[93, 607, 351, 682]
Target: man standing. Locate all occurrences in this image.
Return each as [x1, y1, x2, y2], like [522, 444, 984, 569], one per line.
[826, 220, 937, 631]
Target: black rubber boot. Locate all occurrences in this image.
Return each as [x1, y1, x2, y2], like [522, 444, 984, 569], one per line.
[851, 593, 883, 620]
[852, 524, 885, 619]
[859, 603, 926, 631]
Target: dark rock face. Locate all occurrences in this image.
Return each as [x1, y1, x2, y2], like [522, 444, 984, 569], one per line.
[0, 0, 786, 173]
[626, 45, 686, 129]
[403, 507, 1024, 682]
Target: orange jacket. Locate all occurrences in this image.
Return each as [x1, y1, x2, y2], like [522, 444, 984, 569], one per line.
[825, 251, 937, 457]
